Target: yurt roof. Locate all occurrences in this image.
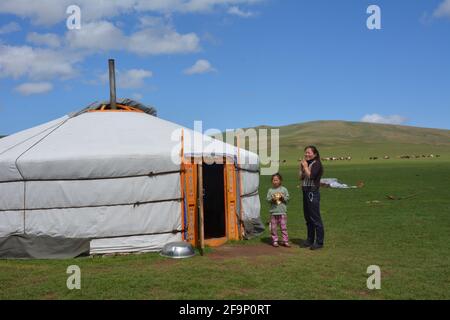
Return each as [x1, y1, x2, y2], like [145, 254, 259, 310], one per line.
[72, 98, 157, 117]
[0, 100, 259, 182]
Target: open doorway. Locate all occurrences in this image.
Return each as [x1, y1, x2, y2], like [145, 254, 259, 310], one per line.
[202, 163, 226, 239]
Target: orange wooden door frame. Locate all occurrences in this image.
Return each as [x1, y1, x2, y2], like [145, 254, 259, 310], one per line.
[183, 157, 239, 247]
[225, 161, 239, 241]
[183, 161, 198, 245]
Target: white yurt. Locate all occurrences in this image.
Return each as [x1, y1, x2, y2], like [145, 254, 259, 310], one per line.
[0, 97, 263, 259]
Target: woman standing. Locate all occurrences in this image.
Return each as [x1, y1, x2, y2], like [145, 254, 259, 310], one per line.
[300, 146, 325, 250]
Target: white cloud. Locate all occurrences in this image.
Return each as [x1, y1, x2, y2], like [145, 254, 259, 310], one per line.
[118, 69, 153, 88]
[138, 16, 166, 28]
[66, 21, 126, 52]
[135, 0, 262, 15]
[99, 68, 153, 89]
[65, 20, 200, 55]
[0, 0, 135, 26]
[132, 93, 143, 100]
[129, 28, 200, 55]
[1, 19, 197, 85]
[227, 6, 255, 18]
[0, 0, 260, 85]
[0, 22, 21, 34]
[434, 0, 450, 18]
[0, 45, 78, 80]
[26, 32, 61, 48]
[0, 0, 262, 25]
[0, 1, 67, 25]
[184, 59, 216, 75]
[202, 32, 221, 46]
[361, 114, 407, 125]
[15, 82, 53, 95]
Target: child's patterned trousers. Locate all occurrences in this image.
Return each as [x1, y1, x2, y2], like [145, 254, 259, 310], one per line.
[270, 214, 289, 244]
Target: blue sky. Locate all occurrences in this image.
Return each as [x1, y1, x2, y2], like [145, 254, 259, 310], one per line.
[0, 0, 449, 135]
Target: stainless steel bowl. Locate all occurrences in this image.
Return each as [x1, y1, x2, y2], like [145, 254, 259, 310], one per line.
[160, 241, 195, 259]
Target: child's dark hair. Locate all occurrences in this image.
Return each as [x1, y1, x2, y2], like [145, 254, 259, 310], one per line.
[271, 173, 283, 181]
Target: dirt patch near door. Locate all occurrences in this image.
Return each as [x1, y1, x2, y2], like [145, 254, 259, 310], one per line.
[208, 244, 296, 260]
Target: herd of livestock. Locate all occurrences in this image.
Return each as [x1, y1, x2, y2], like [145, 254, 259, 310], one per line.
[318, 154, 440, 161]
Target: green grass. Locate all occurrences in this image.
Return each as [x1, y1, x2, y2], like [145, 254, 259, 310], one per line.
[1, 159, 449, 299]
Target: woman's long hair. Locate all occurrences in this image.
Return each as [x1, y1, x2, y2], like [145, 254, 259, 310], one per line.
[304, 145, 324, 177]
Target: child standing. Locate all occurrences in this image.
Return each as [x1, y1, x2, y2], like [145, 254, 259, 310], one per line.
[266, 173, 290, 247]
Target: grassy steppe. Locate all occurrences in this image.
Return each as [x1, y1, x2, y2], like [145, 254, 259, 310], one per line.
[1, 160, 449, 299]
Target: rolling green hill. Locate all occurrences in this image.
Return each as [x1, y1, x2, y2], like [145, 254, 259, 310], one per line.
[247, 121, 450, 163]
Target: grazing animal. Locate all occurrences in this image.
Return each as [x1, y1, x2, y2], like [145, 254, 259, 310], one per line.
[384, 155, 390, 159]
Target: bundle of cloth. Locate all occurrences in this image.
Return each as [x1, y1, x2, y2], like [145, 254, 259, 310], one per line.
[320, 178, 357, 189]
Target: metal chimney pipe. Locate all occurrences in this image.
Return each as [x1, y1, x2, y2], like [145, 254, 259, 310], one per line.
[108, 59, 117, 110]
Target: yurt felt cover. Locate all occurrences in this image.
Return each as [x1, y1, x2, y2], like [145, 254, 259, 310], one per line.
[0, 109, 260, 258]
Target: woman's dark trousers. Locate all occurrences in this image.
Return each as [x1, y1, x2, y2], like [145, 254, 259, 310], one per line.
[303, 190, 324, 245]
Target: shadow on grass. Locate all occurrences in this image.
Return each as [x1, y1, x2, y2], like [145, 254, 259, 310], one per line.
[260, 237, 306, 246]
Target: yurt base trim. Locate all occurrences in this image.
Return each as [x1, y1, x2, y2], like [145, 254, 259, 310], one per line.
[0, 229, 185, 259]
[0, 234, 90, 259]
[90, 232, 182, 255]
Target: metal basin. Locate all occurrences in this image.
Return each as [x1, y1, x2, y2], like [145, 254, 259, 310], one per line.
[160, 241, 195, 259]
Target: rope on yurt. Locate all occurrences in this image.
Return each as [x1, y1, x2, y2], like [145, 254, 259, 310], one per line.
[0, 119, 66, 158]
[240, 190, 259, 198]
[234, 165, 260, 174]
[91, 228, 185, 240]
[0, 197, 183, 212]
[0, 169, 184, 184]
